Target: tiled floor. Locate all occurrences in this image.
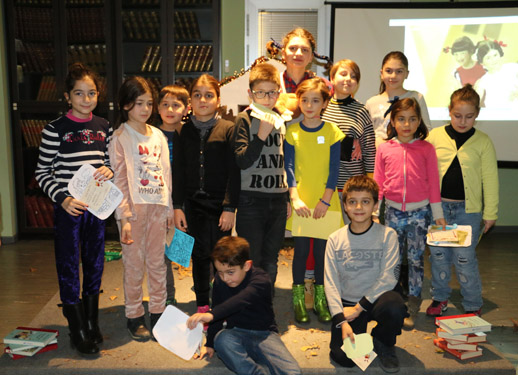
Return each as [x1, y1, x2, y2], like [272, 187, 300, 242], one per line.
[0, 232, 517, 371]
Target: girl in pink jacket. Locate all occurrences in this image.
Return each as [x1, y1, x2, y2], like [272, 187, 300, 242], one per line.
[374, 98, 445, 329]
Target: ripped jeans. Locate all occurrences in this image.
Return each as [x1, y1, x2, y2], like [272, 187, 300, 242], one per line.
[428, 201, 483, 311]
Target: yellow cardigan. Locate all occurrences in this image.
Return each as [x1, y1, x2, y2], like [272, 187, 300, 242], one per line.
[427, 126, 499, 221]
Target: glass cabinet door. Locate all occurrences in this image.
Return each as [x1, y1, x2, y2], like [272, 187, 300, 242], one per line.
[13, 2, 58, 102]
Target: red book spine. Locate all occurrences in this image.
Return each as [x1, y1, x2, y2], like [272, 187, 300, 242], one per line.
[24, 196, 38, 227]
[5, 343, 58, 360]
[29, 196, 46, 228]
[38, 196, 53, 228]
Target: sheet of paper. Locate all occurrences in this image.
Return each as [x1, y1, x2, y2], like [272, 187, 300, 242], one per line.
[250, 102, 286, 132]
[427, 224, 472, 247]
[153, 305, 203, 361]
[165, 230, 195, 268]
[341, 333, 374, 358]
[68, 164, 123, 220]
[351, 350, 377, 371]
[291, 210, 342, 239]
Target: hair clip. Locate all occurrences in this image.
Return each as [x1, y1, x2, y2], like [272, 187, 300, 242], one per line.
[443, 46, 451, 53]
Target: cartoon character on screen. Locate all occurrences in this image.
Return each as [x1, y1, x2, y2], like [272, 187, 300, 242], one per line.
[444, 36, 486, 87]
[473, 39, 518, 108]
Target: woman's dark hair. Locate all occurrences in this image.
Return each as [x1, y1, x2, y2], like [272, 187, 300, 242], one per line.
[116, 76, 155, 128]
[379, 51, 408, 94]
[386, 97, 428, 141]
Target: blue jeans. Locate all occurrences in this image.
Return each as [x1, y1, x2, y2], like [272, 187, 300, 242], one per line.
[429, 201, 483, 311]
[385, 205, 431, 297]
[214, 327, 301, 375]
[236, 194, 287, 286]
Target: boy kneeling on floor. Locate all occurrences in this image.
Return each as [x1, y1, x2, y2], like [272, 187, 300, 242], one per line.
[325, 176, 407, 373]
[186, 236, 301, 375]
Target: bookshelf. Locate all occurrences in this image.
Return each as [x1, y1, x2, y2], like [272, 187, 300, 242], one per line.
[5, 0, 221, 235]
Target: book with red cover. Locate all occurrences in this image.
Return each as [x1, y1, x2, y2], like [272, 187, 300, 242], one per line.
[4, 343, 58, 360]
[434, 338, 483, 360]
[436, 328, 487, 343]
[445, 340, 479, 351]
[435, 313, 491, 335]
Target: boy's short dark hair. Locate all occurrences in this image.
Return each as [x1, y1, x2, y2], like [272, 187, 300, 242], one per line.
[249, 63, 281, 90]
[342, 176, 379, 204]
[158, 85, 189, 107]
[212, 236, 250, 267]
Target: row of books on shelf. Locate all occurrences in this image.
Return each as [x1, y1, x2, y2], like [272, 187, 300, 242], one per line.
[66, 7, 105, 43]
[36, 76, 58, 101]
[21, 119, 45, 148]
[433, 313, 491, 360]
[139, 44, 212, 73]
[3, 327, 58, 360]
[15, 0, 104, 4]
[122, 10, 160, 41]
[17, 42, 55, 74]
[174, 45, 213, 73]
[68, 44, 107, 74]
[15, 6, 53, 42]
[123, 0, 211, 5]
[173, 11, 201, 41]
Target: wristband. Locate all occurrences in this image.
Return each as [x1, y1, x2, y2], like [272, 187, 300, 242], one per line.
[319, 198, 330, 207]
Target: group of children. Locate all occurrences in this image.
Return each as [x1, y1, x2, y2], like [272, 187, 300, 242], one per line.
[35, 26, 498, 374]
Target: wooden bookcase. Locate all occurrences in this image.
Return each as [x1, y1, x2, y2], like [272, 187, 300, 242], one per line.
[4, 0, 221, 235]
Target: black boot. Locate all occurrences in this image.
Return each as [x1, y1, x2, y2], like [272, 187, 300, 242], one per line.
[83, 293, 103, 344]
[127, 316, 151, 342]
[62, 302, 99, 355]
[150, 313, 162, 341]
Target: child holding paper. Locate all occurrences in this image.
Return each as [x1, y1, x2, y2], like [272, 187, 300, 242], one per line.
[35, 63, 112, 355]
[232, 62, 289, 287]
[186, 236, 301, 375]
[325, 176, 406, 373]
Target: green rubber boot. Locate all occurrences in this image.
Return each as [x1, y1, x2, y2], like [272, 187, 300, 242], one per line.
[292, 284, 310, 324]
[313, 284, 332, 323]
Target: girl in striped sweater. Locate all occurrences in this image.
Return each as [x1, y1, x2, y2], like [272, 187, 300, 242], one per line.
[35, 63, 112, 355]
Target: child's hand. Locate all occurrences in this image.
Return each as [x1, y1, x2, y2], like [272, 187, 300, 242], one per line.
[257, 114, 276, 141]
[94, 166, 113, 181]
[343, 304, 362, 322]
[435, 218, 447, 229]
[186, 312, 214, 330]
[174, 209, 188, 232]
[194, 346, 214, 360]
[292, 198, 311, 218]
[120, 219, 134, 245]
[287, 202, 292, 219]
[341, 322, 355, 343]
[61, 197, 88, 216]
[350, 138, 362, 161]
[483, 219, 496, 233]
[313, 200, 329, 219]
[167, 216, 174, 230]
[219, 211, 235, 232]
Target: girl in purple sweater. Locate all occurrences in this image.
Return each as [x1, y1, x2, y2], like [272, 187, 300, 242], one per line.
[374, 98, 446, 329]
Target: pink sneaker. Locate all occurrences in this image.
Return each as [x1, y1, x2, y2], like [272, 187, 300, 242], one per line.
[197, 305, 210, 331]
[426, 300, 448, 316]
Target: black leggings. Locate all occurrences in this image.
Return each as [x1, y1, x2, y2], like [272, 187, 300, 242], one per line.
[292, 237, 326, 285]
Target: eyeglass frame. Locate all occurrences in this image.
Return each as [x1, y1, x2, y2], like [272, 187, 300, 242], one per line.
[251, 89, 281, 99]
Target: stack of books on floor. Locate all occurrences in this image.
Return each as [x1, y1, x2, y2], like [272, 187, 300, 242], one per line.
[3, 327, 58, 360]
[433, 313, 491, 360]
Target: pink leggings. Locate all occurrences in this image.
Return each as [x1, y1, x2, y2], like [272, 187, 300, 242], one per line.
[119, 204, 168, 319]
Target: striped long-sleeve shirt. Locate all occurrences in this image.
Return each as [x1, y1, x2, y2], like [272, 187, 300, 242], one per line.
[322, 96, 376, 190]
[35, 113, 112, 205]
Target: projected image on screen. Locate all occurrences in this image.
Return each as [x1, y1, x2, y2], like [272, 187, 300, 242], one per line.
[391, 16, 518, 121]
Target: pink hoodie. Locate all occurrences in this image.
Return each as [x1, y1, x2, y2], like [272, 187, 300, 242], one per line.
[374, 139, 442, 213]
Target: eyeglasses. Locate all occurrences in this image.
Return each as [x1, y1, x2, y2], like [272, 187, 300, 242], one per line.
[252, 90, 280, 99]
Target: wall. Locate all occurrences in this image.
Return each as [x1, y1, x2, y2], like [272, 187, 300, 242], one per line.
[0, 2, 17, 242]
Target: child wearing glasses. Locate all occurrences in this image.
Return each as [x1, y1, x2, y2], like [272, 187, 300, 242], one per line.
[232, 62, 289, 288]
